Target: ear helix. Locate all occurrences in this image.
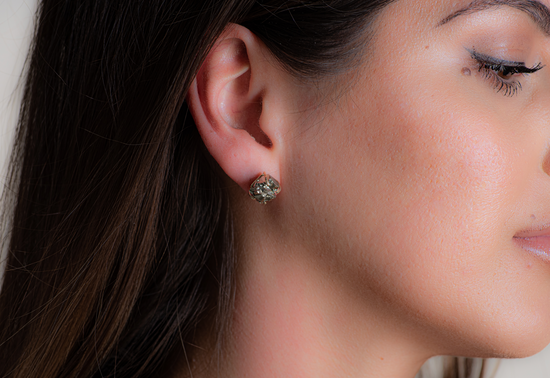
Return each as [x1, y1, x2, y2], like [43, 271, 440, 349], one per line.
[249, 173, 281, 204]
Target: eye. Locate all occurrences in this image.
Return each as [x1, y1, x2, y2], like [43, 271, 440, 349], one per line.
[467, 49, 544, 97]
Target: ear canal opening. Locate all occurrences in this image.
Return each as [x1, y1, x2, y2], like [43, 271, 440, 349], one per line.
[247, 100, 272, 148]
[222, 69, 272, 148]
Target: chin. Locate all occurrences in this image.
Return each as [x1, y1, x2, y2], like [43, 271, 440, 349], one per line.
[458, 320, 550, 359]
[492, 336, 550, 359]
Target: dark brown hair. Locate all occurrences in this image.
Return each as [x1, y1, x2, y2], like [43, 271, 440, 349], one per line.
[0, 1, 484, 377]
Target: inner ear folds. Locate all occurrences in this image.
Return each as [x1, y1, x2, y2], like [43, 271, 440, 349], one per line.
[187, 26, 281, 192]
[224, 98, 272, 147]
[199, 37, 271, 147]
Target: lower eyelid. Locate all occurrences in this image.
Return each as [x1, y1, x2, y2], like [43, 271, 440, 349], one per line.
[478, 68, 522, 97]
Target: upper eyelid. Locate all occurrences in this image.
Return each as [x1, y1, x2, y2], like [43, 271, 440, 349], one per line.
[466, 48, 526, 67]
[466, 48, 545, 74]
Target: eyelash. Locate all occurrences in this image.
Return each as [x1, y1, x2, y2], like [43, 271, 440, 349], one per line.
[469, 50, 544, 97]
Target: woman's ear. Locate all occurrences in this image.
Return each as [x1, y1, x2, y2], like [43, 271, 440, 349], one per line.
[186, 24, 283, 192]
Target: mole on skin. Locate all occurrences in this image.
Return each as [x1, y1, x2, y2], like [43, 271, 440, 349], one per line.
[461, 67, 471, 76]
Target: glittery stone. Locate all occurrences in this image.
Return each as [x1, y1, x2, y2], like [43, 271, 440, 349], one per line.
[249, 173, 281, 204]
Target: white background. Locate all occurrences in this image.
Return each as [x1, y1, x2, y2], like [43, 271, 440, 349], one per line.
[1, 1, 549, 377]
[0, 0, 33, 193]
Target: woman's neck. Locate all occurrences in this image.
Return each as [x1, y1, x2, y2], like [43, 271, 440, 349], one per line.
[178, 214, 434, 378]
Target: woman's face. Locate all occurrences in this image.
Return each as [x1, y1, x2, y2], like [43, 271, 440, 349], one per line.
[282, 0, 550, 357]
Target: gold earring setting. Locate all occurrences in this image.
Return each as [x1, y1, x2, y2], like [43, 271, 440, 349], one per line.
[249, 173, 281, 204]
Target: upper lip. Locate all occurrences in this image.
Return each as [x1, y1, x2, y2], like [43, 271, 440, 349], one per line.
[514, 223, 550, 238]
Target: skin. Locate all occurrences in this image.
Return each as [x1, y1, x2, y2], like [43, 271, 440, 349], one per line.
[185, 0, 550, 377]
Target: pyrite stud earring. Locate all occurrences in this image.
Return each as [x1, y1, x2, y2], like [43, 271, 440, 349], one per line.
[249, 172, 281, 204]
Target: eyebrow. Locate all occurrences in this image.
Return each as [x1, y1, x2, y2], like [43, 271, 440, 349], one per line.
[438, 0, 550, 36]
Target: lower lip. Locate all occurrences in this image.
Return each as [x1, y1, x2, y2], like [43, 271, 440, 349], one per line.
[514, 236, 550, 262]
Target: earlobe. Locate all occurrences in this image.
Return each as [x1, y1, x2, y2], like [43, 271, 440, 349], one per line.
[186, 25, 280, 193]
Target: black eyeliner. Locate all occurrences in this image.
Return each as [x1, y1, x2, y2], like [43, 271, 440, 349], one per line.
[466, 48, 544, 74]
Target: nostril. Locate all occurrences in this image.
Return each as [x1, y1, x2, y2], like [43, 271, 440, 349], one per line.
[544, 144, 550, 176]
